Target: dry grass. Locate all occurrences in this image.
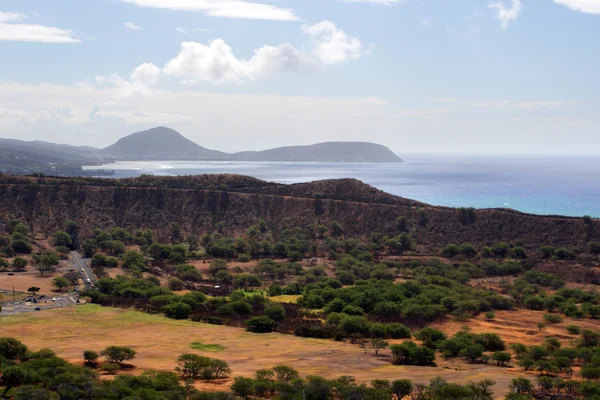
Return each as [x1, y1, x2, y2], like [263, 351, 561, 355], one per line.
[431, 309, 600, 348]
[1, 305, 518, 399]
[0, 270, 59, 294]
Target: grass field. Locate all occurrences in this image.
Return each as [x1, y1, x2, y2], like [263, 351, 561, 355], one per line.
[0, 304, 526, 399]
[267, 295, 301, 304]
[190, 342, 227, 352]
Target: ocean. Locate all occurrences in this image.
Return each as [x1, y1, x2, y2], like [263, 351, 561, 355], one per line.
[83, 154, 600, 218]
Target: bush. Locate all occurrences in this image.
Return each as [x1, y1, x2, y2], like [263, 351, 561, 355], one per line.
[168, 277, 185, 291]
[237, 254, 251, 263]
[566, 324, 581, 334]
[387, 323, 411, 339]
[12, 257, 28, 271]
[415, 327, 446, 349]
[245, 316, 277, 333]
[338, 316, 372, 337]
[101, 363, 121, 374]
[555, 248, 576, 260]
[264, 304, 286, 321]
[441, 244, 460, 258]
[492, 351, 512, 366]
[164, 302, 192, 320]
[84, 350, 99, 365]
[390, 342, 435, 366]
[543, 313, 563, 324]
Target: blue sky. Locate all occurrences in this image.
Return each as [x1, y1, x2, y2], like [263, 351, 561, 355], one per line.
[0, 0, 599, 153]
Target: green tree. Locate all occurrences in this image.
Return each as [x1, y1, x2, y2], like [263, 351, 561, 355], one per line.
[264, 304, 286, 321]
[510, 378, 533, 394]
[12, 257, 28, 271]
[460, 344, 484, 363]
[52, 276, 70, 291]
[370, 339, 389, 356]
[492, 351, 512, 366]
[38, 250, 59, 277]
[0, 337, 28, 361]
[53, 230, 72, 248]
[28, 286, 41, 296]
[273, 365, 299, 382]
[100, 345, 137, 365]
[1, 366, 26, 396]
[122, 250, 146, 270]
[175, 354, 212, 380]
[391, 379, 413, 399]
[83, 350, 99, 366]
[209, 259, 228, 277]
[231, 377, 254, 398]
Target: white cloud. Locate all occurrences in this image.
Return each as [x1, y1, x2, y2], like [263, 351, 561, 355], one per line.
[339, 0, 401, 4]
[175, 27, 188, 34]
[301, 20, 363, 65]
[0, 10, 81, 43]
[120, 0, 298, 21]
[0, 11, 26, 23]
[471, 100, 570, 109]
[553, 0, 600, 14]
[163, 40, 315, 84]
[102, 20, 362, 88]
[96, 63, 161, 96]
[123, 22, 143, 31]
[489, 0, 523, 29]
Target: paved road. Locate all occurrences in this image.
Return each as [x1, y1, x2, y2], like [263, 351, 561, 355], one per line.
[69, 251, 97, 290]
[0, 295, 76, 316]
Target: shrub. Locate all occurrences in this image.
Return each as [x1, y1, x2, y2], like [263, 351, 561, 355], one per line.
[164, 302, 192, 320]
[167, 277, 185, 291]
[245, 316, 277, 333]
[492, 351, 511, 366]
[555, 248, 576, 260]
[338, 316, 372, 337]
[237, 254, 251, 263]
[264, 304, 286, 321]
[543, 313, 563, 324]
[441, 244, 460, 258]
[415, 327, 446, 349]
[390, 342, 435, 366]
[101, 363, 121, 374]
[12, 257, 28, 271]
[387, 323, 411, 339]
[84, 350, 99, 366]
[566, 324, 581, 335]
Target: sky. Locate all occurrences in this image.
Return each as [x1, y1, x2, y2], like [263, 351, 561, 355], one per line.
[0, 0, 599, 154]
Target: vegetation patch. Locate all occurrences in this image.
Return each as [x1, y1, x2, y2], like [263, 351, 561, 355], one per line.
[190, 341, 226, 352]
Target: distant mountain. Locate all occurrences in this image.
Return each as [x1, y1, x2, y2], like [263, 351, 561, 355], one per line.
[0, 138, 99, 161]
[232, 142, 403, 163]
[101, 127, 226, 160]
[0, 126, 402, 166]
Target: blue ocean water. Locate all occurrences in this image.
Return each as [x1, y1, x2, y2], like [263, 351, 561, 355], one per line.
[83, 154, 600, 217]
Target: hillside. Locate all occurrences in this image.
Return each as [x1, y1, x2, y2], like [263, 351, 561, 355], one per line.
[0, 174, 595, 251]
[232, 142, 403, 163]
[0, 138, 99, 161]
[101, 127, 227, 160]
[1, 127, 402, 165]
[0, 138, 109, 176]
